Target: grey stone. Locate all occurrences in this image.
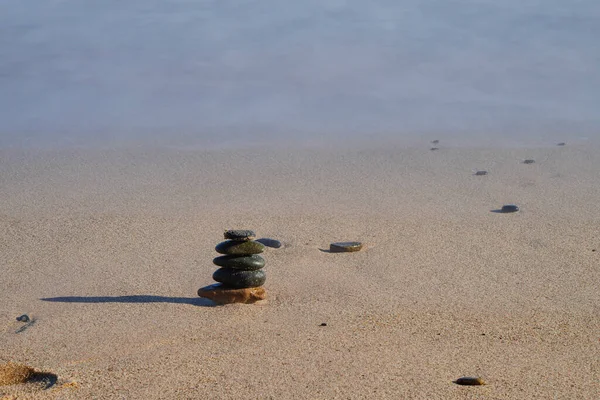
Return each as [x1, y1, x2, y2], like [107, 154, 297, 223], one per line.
[523, 159, 535, 164]
[215, 240, 265, 255]
[212, 268, 266, 288]
[500, 204, 519, 213]
[224, 230, 255, 241]
[330, 242, 363, 253]
[256, 238, 282, 248]
[474, 170, 488, 176]
[16, 315, 30, 323]
[213, 254, 265, 270]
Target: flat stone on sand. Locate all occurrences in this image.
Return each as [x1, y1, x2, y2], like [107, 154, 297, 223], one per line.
[454, 376, 486, 386]
[224, 230, 255, 240]
[216, 240, 265, 255]
[198, 284, 266, 304]
[330, 242, 363, 253]
[500, 204, 519, 213]
[474, 170, 488, 176]
[256, 238, 282, 248]
[523, 159, 535, 164]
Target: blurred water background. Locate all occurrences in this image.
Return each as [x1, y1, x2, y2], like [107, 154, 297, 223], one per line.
[1, 0, 599, 149]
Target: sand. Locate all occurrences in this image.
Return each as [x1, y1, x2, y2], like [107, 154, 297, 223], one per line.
[1, 143, 599, 399]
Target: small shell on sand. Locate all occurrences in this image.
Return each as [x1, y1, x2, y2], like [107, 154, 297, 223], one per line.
[0, 362, 34, 386]
[454, 376, 486, 386]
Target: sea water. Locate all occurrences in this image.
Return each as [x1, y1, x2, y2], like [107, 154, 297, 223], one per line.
[1, 0, 599, 149]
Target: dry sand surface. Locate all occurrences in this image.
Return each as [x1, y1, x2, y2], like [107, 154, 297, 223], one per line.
[1, 144, 599, 399]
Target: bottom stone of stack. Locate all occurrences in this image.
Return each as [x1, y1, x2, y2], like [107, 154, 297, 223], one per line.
[198, 284, 266, 305]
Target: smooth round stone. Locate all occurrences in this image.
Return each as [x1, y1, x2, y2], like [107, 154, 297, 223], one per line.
[224, 230, 255, 240]
[454, 376, 486, 386]
[500, 204, 519, 213]
[215, 240, 265, 255]
[330, 242, 363, 253]
[213, 268, 266, 288]
[523, 159, 535, 164]
[213, 255, 265, 270]
[256, 238, 282, 248]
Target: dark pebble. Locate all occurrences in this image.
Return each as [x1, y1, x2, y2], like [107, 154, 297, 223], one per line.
[213, 254, 265, 270]
[523, 159, 535, 164]
[330, 242, 363, 253]
[256, 238, 282, 248]
[500, 204, 519, 213]
[474, 170, 488, 176]
[454, 376, 485, 386]
[430, 147, 439, 151]
[320, 323, 327, 327]
[213, 268, 266, 288]
[16, 314, 30, 323]
[557, 142, 566, 146]
[224, 230, 255, 240]
[216, 240, 265, 255]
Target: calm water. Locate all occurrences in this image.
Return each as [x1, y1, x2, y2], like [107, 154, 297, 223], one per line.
[1, 0, 599, 148]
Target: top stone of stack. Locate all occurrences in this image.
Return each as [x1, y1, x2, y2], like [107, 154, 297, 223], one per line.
[224, 230, 255, 241]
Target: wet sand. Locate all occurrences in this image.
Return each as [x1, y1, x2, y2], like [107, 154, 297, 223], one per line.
[1, 144, 599, 399]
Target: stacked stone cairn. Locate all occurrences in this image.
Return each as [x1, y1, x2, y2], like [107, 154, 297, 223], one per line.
[198, 230, 267, 304]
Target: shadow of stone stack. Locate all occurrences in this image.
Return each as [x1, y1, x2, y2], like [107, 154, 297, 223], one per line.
[197, 230, 267, 305]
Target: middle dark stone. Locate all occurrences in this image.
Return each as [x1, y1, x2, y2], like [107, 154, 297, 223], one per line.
[213, 254, 265, 271]
[212, 268, 267, 288]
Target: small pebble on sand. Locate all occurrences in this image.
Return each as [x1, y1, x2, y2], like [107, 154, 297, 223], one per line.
[500, 204, 519, 213]
[454, 376, 486, 386]
[16, 315, 30, 323]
